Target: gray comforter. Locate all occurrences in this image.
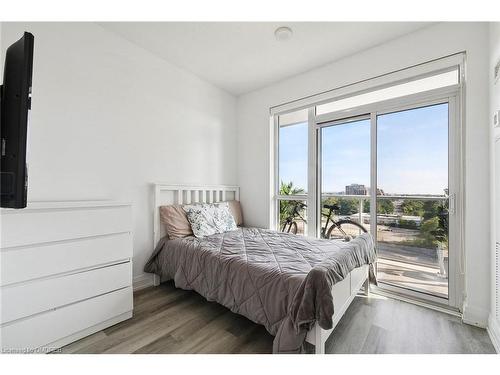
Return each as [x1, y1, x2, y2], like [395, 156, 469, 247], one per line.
[144, 227, 376, 353]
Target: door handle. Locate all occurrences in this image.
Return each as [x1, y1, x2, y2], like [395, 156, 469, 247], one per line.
[448, 193, 456, 215]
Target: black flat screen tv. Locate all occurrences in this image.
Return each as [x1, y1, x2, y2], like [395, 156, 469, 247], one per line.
[0, 32, 34, 209]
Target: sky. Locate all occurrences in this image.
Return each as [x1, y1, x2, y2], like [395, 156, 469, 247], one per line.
[279, 103, 448, 196]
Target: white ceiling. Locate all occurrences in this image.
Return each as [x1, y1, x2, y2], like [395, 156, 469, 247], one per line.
[99, 22, 433, 96]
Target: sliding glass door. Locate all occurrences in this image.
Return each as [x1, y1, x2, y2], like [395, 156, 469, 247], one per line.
[376, 103, 451, 301]
[315, 100, 458, 306]
[273, 60, 463, 309]
[320, 117, 371, 239]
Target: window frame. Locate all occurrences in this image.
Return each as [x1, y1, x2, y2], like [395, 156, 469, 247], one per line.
[270, 53, 465, 310]
[273, 114, 310, 234]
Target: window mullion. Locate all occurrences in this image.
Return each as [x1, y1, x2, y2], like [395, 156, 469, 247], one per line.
[307, 107, 317, 238]
[370, 112, 377, 246]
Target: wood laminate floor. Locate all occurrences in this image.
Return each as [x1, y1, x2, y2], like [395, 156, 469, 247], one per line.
[59, 281, 496, 354]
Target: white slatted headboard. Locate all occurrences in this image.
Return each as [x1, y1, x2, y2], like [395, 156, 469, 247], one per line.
[153, 183, 239, 248]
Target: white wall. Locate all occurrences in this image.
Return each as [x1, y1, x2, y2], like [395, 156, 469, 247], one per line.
[491, 24, 500, 129]
[489, 22, 500, 350]
[0, 23, 237, 284]
[237, 22, 491, 326]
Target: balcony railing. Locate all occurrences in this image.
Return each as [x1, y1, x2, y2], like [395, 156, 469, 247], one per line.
[320, 193, 447, 226]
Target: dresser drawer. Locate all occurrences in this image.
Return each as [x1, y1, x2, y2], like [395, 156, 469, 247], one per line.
[1, 261, 132, 324]
[1, 204, 132, 248]
[1, 286, 133, 351]
[1, 233, 132, 286]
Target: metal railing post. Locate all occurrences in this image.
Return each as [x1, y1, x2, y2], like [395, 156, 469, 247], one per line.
[359, 197, 363, 225]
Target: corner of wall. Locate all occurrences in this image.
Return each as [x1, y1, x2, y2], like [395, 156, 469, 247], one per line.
[133, 273, 155, 291]
[488, 313, 500, 353]
[488, 21, 500, 344]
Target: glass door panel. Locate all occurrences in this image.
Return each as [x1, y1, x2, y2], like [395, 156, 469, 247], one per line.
[320, 117, 371, 239]
[376, 103, 450, 300]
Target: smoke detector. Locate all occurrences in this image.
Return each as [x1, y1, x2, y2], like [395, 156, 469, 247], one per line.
[274, 26, 293, 41]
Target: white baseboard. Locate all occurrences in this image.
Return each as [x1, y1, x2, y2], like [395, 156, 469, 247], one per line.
[133, 273, 154, 291]
[488, 315, 500, 353]
[462, 304, 489, 328]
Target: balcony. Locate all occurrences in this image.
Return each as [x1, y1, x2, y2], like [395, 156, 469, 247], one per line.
[321, 194, 449, 300]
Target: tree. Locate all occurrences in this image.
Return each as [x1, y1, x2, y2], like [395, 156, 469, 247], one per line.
[378, 200, 394, 214]
[420, 216, 439, 241]
[279, 181, 305, 196]
[363, 200, 370, 213]
[423, 200, 440, 220]
[430, 201, 448, 247]
[338, 198, 359, 215]
[362, 200, 394, 214]
[401, 200, 424, 217]
[279, 181, 305, 224]
[321, 197, 360, 216]
[411, 201, 449, 248]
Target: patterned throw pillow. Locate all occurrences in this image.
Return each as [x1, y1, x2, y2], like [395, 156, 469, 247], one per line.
[183, 202, 237, 238]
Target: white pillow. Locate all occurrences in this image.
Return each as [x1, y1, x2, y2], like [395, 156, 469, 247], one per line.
[183, 202, 237, 238]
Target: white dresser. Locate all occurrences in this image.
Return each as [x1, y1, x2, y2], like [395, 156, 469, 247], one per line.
[0, 201, 133, 353]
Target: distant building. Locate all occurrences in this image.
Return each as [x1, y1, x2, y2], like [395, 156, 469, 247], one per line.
[341, 184, 384, 195]
[346, 184, 367, 195]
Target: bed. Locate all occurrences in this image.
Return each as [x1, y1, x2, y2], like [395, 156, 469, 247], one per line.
[145, 184, 376, 354]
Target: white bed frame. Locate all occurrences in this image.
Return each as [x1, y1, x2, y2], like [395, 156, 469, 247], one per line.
[151, 183, 369, 354]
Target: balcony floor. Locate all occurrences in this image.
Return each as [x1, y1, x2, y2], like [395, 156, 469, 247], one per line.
[377, 243, 448, 299]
